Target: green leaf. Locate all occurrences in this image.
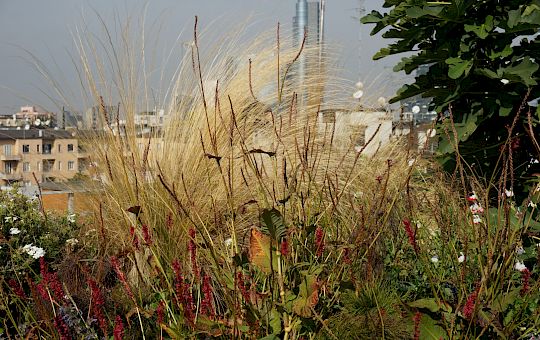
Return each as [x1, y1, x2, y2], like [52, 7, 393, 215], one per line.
[408, 298, 443, 313]
[259, 336, 280, 340]
[419, 314, 448, 339]
[464, 15, 494, 39]
[293, 271, 320, 317]
[269, 308, 282, 335]
[507, 9, 522, 28]
[373, 47, 391, 60]
[260, 208, 286, 241]
[499, 57, 539, 86]
[446, 57, 473, 79]
[360, 11, 383, 24]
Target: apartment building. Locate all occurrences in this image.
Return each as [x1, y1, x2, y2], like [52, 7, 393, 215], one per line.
[0, 129, 85, 186]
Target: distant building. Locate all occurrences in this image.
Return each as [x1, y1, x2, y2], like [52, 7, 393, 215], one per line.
[0, 129, 87, 187]
[0, 106, 55, 128]
[317, 108, 393, 155]
[84, 105, 119, 130]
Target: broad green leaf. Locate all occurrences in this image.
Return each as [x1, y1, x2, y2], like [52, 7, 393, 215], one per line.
[373, 47, 391, 60]
[507, 9, 522, 28]
[464, 15, 493, 39]
[260, 208, 286, 241]
[293, 273, 319, 317]
[360, 11, 383, 24]
[408, 298, 443, 313]
[446, 57, 473, 79]
[419, 314, 448, 340]
[269, 308, 282, 334]
[491, 288, 520, 313]
[500, 57, 539, 86]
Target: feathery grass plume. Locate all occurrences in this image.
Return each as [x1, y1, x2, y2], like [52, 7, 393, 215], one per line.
[74, 11, 409, 264]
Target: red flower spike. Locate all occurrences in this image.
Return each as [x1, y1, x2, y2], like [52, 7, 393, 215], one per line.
[280, 238, 289, 257]
[54, 315, 72, 340]
[413, 312, 422, 340]
[403, 219, 418, 254]
[8, 279, 26, 299]
[521, 268, 531, 296]
[88, 278, 107, 336]
[113, 315, 124, 340]
[142, 224, 152, 246]
[315, 227, 325, 258]
[157, 300, 165, 324]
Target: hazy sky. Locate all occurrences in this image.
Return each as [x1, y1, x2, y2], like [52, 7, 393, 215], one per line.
[0, 0, 405, 113]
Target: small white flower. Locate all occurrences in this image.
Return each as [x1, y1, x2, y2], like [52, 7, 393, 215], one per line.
[473, 215, 482, 224]
[516, 246, 525, 255]
[515, 261, 527, 272]
[67, 214, 76, 223]
[408, 158, 415, 167]
[9, 227, 21, 235]
[505, 189, 514, 197]
[500, 78, 509, 85]
[224, 238, 233, 247]
[22, 244, 45, 259]
[65, 238, 79, 247]
[458, 252, 466, 263]
[431, 255, 439, 263]
[529, 201, 537, 208]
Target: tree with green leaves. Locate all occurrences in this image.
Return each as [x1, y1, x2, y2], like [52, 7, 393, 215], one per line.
[362, 0, 540, 199]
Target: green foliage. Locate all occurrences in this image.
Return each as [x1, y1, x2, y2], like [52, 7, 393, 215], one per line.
[0, 187, 78, 278]
[362, 0, 540, 200]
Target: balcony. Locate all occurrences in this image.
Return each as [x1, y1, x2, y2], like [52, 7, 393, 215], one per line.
[0, 154, 22, 161]
[0, 172, 22, 181]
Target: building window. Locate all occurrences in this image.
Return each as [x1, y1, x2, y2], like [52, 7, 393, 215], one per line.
[23, 162, 30, 172]
[4, 162, 13, 174]
[37, 145, 40, 153]
[22, 145, 30, 153]
[37, 161, 41, 172]
[67, 144, 74, 152]
[57, 161, 62, 171]
[57, 144, 61, 153]
[3, 144, 12, 156]
[42, 144, 52, 154]
[68, 161, 75, 171]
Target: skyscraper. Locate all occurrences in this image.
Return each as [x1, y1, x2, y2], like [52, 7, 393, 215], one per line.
[292, 0, 323, 107]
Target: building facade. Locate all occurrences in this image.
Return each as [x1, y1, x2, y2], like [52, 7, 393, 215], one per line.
[0, 129, 85, 187]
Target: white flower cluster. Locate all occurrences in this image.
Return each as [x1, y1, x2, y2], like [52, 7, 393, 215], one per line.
[9, 227, 21, 235]
[67, 214, 76, 223]
[65, 238, 79, 247]
[467, 192, 484, 224]
[4, 216, 18, 223]
[22, 244, 45, 259]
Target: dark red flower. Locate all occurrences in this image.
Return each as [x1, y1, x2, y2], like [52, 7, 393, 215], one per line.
[54, 315, 72, 340]
[413, 312, 422, 340]
[201, 274, 215, 318]
[280, 238, 289, 257]
[403, 219, 418, 254]
[110, 257, 134, 301]
[88, 277, 107, 336]
[315, 227, 325, 258]
[521, 268, 531, 296]
[8, 279, 26, 299]
[113, 315, 124, 340]
[142, 224, 152, 246]
[157, 300, 165, 324]
[129, 226, 140, 250]
[463, 288, 479, 319]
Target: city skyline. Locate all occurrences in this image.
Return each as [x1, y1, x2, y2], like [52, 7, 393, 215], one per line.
[0, 1, 406, 113]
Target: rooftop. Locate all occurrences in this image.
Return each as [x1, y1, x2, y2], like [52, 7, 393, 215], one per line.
[0, 129, 74, 140]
